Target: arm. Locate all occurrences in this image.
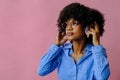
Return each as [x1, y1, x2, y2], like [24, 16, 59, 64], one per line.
[92, 45, 110, 80]
[37, 44, 62, 76]
[87, 22, 110, 79]
[38, 30, 67, 76]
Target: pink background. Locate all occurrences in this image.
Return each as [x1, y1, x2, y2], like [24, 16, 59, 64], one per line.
[0, 0, 120, 80]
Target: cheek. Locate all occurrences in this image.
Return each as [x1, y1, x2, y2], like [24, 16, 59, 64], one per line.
[76, 32, 83, 38]
[74, 29, 85, 38]
[74, 27, 83, 35]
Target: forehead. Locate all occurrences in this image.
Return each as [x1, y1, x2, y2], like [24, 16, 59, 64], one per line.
[66, 18, 75, 23]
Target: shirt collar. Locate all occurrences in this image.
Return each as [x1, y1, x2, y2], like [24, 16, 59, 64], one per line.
[62, 43, 72, 49]
[84, 43, 93, 52]
[63, 42, 92, 52]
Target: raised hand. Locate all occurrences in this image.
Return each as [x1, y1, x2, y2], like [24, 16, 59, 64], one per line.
[86, 22, 100, 46]
[54, 31, 68, 46]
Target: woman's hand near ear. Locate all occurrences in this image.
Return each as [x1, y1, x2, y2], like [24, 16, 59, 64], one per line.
[86, 22, 100, 46]
[54, 31, 68, 46]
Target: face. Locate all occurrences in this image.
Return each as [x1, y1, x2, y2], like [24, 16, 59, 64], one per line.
[63, 19, 85, 41]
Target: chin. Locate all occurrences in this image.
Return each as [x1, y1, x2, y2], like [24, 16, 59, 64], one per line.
[67, 37, 74, 41]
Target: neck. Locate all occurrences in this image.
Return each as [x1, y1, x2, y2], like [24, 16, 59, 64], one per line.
[72, 38, 87, 55]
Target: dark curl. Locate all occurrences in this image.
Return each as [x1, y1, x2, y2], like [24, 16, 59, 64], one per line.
[57, 2, 105, 36]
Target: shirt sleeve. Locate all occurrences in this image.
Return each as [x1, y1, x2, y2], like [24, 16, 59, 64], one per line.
[37, 44, 62, 76]
[92, 45, 110, 80]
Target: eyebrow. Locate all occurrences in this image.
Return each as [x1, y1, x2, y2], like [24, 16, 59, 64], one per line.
[66, 19, 78, 24]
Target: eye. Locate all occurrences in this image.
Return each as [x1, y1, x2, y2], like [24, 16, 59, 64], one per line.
[72, 21, 79, 26]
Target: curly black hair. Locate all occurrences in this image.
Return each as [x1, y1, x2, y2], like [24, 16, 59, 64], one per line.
[57, 2, 105, 44]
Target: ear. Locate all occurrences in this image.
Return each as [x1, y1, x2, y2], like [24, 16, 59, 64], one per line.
[84, 27, 88, 35]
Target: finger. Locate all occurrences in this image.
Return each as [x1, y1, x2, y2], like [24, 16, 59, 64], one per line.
[94, 22, 99, 32]
[89, 26, 99, 33]
[86, 32, 90, 38]
[56, 31, 63, 39]
[61, 31, 66, 36]
[60, 36, 68, 44]
[56, 32, 61, 40]
[57, 31, 65, 38]
[90, 28, 95, 32]
[89, 28, 96, 34]
[86, 31, 92, 38]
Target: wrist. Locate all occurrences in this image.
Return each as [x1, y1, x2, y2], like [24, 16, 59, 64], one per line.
[93, 35, 100, 46]
[54, 42, 61, 46]
[93, 42, 100, 46]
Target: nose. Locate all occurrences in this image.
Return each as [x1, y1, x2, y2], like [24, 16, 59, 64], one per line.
[66, 23, 73, 30]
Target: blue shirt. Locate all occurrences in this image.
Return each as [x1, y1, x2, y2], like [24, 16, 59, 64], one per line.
[37, 43, 110, 80]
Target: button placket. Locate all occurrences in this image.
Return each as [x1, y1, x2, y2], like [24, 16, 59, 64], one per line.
[72, 65, 77, 80]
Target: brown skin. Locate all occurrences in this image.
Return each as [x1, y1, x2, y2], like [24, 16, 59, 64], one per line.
[55, 19, 100, 63]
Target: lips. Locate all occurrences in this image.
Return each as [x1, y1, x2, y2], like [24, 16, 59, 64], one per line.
[66, 32, 74, 36]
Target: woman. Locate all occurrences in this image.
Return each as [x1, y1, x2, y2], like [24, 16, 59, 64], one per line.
[37, 2, 110, 80]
